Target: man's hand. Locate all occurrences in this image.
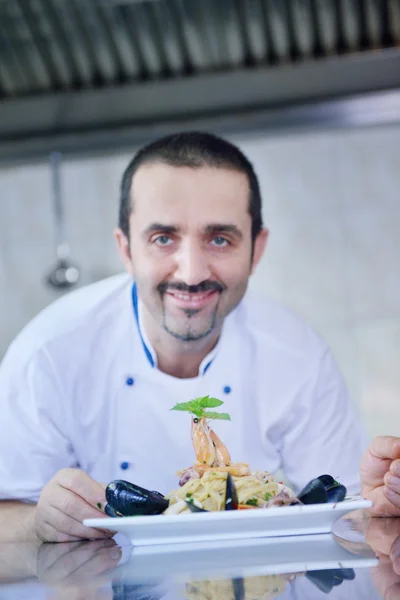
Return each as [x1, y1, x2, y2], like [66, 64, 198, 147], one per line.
[361, 436, 400, 517]
[35, 469, 115, 542]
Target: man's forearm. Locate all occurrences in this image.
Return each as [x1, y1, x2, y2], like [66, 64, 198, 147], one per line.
[0, 501, 37, 542]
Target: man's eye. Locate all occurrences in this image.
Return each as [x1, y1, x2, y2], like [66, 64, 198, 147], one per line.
[211, 236, 228, 247]
[154, 235, 173, 246]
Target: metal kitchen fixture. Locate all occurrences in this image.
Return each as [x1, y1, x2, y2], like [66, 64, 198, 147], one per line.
[45, 151, 80, 289]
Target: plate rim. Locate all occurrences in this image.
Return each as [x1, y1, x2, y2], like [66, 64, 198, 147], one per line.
[83, 498, 372, 529]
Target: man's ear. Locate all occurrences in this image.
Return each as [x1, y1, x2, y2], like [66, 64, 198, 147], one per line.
[114, 228, 135, 276]
[250, 228, 269, 274]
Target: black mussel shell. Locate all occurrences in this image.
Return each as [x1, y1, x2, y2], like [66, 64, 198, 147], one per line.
[315, 474, 347, 502]
[297, 479, 327, 505]
[104, 503, 123, 518]
[297, 474, 347, 505]
[106, 480, 169, 517]
[185, 499, 209, 513]
[225, 473, 239, 510]
[151, 490, 166, 498]
[326, 483, 347, 503]
[316, 474, 336, 488]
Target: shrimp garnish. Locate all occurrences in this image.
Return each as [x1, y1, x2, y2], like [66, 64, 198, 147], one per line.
[189, 417, 250, 476]
[191, 417, 216, 466]
[210, 428, 231, 466]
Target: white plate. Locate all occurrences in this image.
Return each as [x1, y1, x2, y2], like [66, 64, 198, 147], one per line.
[84, 497, 372, 546]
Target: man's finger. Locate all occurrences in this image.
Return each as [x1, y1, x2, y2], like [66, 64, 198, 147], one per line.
[370, 437, 400, 461]
[390, 459, 400, 477]
[48, 506, 113, 541]
[52, 487, 107, 523]
[57, 469, 106, 509]
[385, 470, 400, 495]
[51, 487, 116, 536]
[37, 520, 85, 544]
[384, 486, 400, 509]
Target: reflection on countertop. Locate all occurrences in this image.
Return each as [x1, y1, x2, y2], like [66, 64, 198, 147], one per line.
[0, 513, 399, 600]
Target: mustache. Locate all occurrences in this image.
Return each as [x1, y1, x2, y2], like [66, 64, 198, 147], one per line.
[158, 280, 225, 295]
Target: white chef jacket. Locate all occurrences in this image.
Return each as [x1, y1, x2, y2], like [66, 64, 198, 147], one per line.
[0, 274, 368, 502]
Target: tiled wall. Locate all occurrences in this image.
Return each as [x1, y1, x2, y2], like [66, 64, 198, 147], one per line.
[1, 125, 399, 438]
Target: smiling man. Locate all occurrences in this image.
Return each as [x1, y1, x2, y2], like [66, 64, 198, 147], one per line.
[0, 132, 376, 542]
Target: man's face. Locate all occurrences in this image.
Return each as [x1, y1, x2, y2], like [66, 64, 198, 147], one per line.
[116, 163, 267, 342]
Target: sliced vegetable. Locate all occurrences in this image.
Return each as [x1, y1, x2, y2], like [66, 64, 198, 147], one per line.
[246, 498, 258, 506]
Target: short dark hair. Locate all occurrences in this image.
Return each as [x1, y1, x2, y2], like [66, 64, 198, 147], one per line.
[119, 131, 263, 242]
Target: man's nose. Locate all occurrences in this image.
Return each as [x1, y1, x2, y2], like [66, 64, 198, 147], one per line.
[173, 242, 211, 286]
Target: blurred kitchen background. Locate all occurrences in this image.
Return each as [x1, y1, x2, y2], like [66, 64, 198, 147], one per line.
[0, 0, 399, 438]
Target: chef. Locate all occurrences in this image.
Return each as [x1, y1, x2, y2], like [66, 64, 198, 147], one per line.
[0, 132, 396, 543]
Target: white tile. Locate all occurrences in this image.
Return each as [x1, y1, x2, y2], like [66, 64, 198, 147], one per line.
[354, 318, 400, 438]
[337, 125, 400, 320]
[337, 126, 400, 213]
[250, 207, 350, 323]
[342, 203, 400, 320]
[239, 130, 342, 221]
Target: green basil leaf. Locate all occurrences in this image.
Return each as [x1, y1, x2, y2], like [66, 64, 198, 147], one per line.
[171, 402, 195, 412]
[198, 396, 224, 409]
[191, 409, 205, 418]
[202, 411, 231, 421]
